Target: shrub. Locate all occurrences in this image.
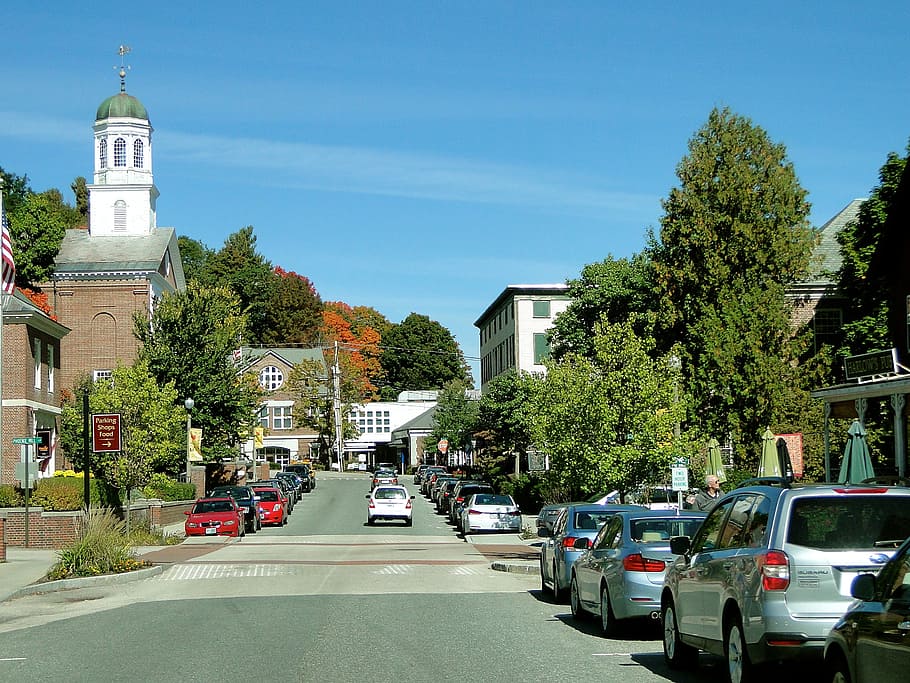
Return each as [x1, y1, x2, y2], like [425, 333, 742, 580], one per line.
[46, 508, 148, 580]
[127, 518, 183, 546]
[0, 484, 23, 507]
[27, 476, 118, 510]
[141, 473, 195, 501]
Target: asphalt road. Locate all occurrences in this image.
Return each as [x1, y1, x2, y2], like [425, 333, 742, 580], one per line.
[0, 474, 820, 682]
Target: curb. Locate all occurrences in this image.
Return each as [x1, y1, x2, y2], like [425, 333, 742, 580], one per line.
[490, 561, 539, 575]
[5, 564, 165, 601]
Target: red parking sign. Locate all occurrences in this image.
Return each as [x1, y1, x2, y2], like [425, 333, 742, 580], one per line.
[92, 413, 122, 452]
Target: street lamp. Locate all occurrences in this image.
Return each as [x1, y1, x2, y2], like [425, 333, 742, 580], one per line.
[184, 398, 194, 483]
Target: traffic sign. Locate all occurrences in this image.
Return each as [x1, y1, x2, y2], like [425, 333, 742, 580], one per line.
[92, 413, 122, 452]
[671, 466, 689, 491]
[12, 436, 41, 445]
[438, 439, 449, 454]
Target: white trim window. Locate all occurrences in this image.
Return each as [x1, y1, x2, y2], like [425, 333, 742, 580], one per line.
[258, 366, 284, 391]
[113, 137, 127, 167]
[48, 345, 55, 393]
[272, 406, 293, 430]
[93, 369, 113, 383]
[33, 339, 41, 389]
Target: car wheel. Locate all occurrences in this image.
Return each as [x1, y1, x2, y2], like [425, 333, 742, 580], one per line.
[600, 585, 617, 636]
[725, 615, 753, 683]
[827, 652, 852, 683]
[539, 558, 551, 595]
[367, 517, 374, 526]
[551, 563, 563, 602]
[663, 598, 698, 670]
[405, 518, 412, 527]
[570, 576, 586, 620]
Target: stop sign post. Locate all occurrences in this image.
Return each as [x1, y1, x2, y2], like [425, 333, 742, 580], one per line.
[438, 439, 449, 454]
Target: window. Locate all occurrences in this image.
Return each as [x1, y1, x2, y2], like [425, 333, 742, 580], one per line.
[272, 406, 293, 430]
[813, 308, 842, 349]
[93, 369, 113, 382]
[692, 498, 736, 552]
[532, 300, 551, 318]
[114, 200, 127, 231]
[533, 333, 550, 364]
[113, 138, 126, 167]
[133, 139, 144, 168]
[258, 366, 284, 391]
[48, 345, 54, 393]
[33, 339, 41, 389]
[99, 138, 107, 168]
[257, 405, 269, 428]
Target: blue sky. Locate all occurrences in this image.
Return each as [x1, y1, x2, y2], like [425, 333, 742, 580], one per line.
[2, 2, 909, 383]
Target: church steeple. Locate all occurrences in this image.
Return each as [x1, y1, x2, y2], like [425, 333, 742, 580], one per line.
[88, 45, 159, 236]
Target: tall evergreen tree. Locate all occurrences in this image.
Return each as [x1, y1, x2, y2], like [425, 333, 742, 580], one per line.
[648, 107, 815, 463]
[262, 267, 323, 347]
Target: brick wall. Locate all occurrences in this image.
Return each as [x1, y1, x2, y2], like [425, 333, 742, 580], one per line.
[0, 517, 6, 562]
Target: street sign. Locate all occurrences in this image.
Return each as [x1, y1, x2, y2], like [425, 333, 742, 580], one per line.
[12, 436, 41, 445]
[15, 462, 37, 489]
[671, 466, 689, 491]
[92, 413, 122, 452]
[438, 439, 449, 454]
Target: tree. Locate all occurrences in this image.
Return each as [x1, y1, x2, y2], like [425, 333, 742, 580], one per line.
[134, 284, 261, 461]
[833, 144, 910, 369]
[647, 107, 815, 463]
[201, 226, 275, 344]
[177, 236, 214, 285]
[380, 313, 472, 395]
[71, 176, 88, 219]
[286, 356, 360, 465]
[475, 369, 538, 457]
[531, 321, 684, 500]
[8, 188, 80, 287]
[0, 167, 31, 215]
[549, 253, 656, 360]
[59, 362, 186, 482]
[261, 267, 323, 347]
[429, 379, 479, 456]
[321, 301, 386, 399]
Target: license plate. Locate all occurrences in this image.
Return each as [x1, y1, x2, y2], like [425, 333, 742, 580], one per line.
[205, 527, 217, 535]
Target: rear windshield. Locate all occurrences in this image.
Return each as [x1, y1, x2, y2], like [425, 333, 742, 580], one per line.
[211, 488, 251, 501]
[788, 496, 910, 550]
[375, 488, 407, 500]
[630, 518, 703, 542]
[253, 489, 279, 502]
[474, 494, 513, 506]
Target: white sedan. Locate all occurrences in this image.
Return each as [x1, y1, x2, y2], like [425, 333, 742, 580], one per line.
[366, 485, 414, 526]
[460, 493, 522, 533]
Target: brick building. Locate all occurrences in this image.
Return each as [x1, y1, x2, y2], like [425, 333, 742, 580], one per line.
[46, 71, 186, 393]
[0, 292, 69, 484]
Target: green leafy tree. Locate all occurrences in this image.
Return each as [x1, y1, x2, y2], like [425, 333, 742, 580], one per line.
[201, 226, 275, 343]
[134, 285, 261, 461]
[550, 253, 656, 360]
[71, 176, 88, 219]
[59, 362, 186, 482]
[429, 379, 479, 455]
[648, 107, 815, 463]
[262, 267, 323, 346]
[177, 236, 214, 285]
[8, 188, 80, 287]
[531, 321, 684, 500]
[833, 144, 910, 369]
[0, 167, 31, 215]
[475, 369, 538, 457]
[380, 313, 472, 396]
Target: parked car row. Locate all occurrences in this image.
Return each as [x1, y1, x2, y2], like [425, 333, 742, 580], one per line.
[185, 464, 319, 538]
[414, 465, 522, 536]
[537, 479, 910, 683]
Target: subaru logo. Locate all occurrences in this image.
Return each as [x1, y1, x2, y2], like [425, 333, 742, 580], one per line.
[869, 553, 890, 565]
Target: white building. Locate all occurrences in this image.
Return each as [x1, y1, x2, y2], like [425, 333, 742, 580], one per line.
[474, 284, 571, 391]
[344, 395, 437, 468]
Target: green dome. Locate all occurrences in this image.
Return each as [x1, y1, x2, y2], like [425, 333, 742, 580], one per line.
[95, 93, 148, 121]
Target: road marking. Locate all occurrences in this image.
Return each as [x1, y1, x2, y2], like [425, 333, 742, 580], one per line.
[371, 565, 413, 575]
[0, 658, 27, 662]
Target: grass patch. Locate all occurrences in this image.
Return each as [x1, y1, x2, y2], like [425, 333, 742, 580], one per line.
[128, 520, 184, 546]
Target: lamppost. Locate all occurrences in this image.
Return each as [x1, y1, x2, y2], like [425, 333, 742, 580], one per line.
[184, 398, 194, 483]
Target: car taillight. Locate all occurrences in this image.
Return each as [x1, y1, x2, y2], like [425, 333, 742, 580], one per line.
[468, 508, 481, 515]
[623, 554, 665, 572]
[562, 536, 580, 548]
[368, 501, 375, 509]
[455, 496, 464, 503]
[405, 500, 412, 509]
[759, 550, 790, 590]
[833, 487, 888, 494]
[508, 510, 521, 516]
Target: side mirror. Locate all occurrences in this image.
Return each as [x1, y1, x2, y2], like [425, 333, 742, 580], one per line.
[851, 573, 876, 601]
[184, 510, 191, 515]
[537, 527, 551, 538]
[670, 536, 691, 555]
[574, 537, 592, 550]
[365, 494, 371, 499]
[410, 495, 416, 500]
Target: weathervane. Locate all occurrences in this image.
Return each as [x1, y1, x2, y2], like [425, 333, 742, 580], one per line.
[116, 45, 132, 93]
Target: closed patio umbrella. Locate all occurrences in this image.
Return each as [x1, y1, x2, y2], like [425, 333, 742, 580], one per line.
[706, 437, 727, 484]
[776, 437, 795, 482]
[838, 420, 875, 484]
[758, 428, 782, 477]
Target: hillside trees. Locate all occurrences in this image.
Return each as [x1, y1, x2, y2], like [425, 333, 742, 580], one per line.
[648, 107, 816, 462]
[134, 284, 261, 461]
[262, 267, 323, 347]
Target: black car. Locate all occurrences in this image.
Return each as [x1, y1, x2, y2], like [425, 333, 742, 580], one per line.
[275, 471, 304, 499]
[208, 485, 261, 534]
[284, 464, 315, 492]
[824, 534, 910, 682]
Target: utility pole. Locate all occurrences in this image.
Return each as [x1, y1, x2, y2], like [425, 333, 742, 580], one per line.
[332, 341, 343, 473]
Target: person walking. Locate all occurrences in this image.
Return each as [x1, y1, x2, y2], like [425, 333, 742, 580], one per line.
[693, 474, 723, 511]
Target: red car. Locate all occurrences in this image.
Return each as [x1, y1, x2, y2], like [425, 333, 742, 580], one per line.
[251, 485, 288, 526]
[184, 497, 245, 538]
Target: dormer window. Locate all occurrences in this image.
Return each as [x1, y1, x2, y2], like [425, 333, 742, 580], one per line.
[258, 366, 284, 391]
[114, 138, 126, 167]
[99, 138, 107, 169]
[133, 139, 144, 168]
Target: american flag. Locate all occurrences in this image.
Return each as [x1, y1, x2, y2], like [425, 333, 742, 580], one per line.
[1, 206, 15, 295]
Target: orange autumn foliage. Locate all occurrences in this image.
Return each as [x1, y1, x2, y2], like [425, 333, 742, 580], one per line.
[19, 288, 57, 321]
[321, 302, 384, 399]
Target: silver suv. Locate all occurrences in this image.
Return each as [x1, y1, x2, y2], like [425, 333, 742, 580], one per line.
[661, 479, 910, 683]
